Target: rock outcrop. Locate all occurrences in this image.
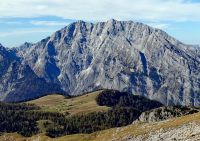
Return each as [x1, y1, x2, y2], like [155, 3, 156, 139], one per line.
[138, 106, 198, 123]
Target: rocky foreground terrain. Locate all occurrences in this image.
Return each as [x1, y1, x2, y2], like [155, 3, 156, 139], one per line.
[127, 122, 200, 141]
[104, 111, 200, 141]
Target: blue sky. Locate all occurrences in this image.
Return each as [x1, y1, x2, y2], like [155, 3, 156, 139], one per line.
[0, 0, 200, 47]
[0, 17, 75, 47]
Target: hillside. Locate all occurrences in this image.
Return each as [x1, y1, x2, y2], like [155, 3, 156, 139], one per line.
[27, 90, 110, 115]
[1, 90, 199, 140]
[0, 90, 167, 138]
[0, 90, 200, 141]
[1, 111, 200, 141]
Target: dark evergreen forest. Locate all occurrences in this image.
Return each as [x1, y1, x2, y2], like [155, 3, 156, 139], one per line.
[0, 90, 163, 137]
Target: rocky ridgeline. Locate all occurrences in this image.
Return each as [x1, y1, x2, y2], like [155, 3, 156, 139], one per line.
[0, 44, 64, 102]
[0, 19, 199, 105]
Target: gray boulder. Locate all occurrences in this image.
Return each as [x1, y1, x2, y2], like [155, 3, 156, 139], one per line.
[138, 106, 198, 123]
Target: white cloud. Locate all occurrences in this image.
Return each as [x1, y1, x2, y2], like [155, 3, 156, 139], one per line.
[0, 21, 23, 25]
[0, 0, 200, 22]
[30, 21, 70, 26]
[0, 28, 55, 37]
[147, 23, 170, 29]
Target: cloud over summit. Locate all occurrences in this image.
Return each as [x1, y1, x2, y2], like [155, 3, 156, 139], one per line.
[0, 0, 200, 22]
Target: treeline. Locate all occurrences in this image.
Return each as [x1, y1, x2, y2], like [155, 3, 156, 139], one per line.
[46, 90, 163, 137]
[0, 102, 40, 110]
[96, 89, 163, 112]
[46, 107, 139, 137]
[0, 90, 163, 138]
[0, 104, 39, 137]
[0, 102, 65, 137]
[0, 103, 139, 137]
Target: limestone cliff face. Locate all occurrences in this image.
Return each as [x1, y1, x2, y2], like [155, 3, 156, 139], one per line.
[0, 44, 64, 102]
[1, 19, 200, 105]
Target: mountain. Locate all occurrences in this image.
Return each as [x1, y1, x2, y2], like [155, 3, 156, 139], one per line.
[0, 44, 64, 102]
[0, 19, 200, 105]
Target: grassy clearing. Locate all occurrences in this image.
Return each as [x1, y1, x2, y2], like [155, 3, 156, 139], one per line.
[27, 90, 110, 115]
[1, 112, 200, 141]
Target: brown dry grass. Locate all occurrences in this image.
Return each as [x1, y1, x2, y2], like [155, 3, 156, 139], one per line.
[27, 90, 109, 115]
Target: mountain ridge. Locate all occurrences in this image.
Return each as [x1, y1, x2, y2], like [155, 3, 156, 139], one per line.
[0, 19, 200, 105]
[0, 43, 65, 102]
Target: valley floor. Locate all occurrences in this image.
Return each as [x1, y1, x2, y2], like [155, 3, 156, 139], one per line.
[1, 112, 200, 141]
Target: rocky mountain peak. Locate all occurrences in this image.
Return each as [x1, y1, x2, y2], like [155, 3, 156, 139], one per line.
[1, 20, 199, 105]
[106, 19, 119, 24]
[0, 44, 5, 52]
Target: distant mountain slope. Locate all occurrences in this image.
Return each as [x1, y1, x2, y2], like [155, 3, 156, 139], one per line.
[15, 19, 200, 105]
[0, 44, 64, 102]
